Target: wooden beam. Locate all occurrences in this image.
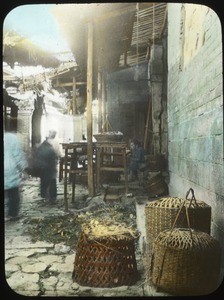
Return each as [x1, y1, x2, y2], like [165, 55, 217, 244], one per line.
[97, 69, 102, 132]
[72, 76, 77, 115]
[86, 22, 95, 197]
[92, 2, 161, 24]
[85, 5, 136, 24]
[144, 96, 152, 151]
[53, 82, 86, 88]
[102, 76, 107, 132]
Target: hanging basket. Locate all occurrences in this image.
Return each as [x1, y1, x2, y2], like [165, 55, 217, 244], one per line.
[145, 189, 211, 249]
[151, 228, 221, 295]
[72, 220, 140, 287]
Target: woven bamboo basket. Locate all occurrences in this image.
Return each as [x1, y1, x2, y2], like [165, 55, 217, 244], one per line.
[151, 228, 221, 295]
[72, 220, 140, 287]
[145, 190, 211, 249]
[145, 173, 168, 198]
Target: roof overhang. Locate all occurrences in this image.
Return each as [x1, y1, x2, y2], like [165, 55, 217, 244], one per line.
[52, 2, 167, 76]
[3, 30, 61, 68]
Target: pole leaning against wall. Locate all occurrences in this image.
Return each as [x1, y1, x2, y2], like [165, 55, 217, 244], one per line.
[86, 22, 95, 197]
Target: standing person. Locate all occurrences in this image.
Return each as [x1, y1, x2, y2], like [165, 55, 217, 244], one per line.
[37, 129, 62, 204]
[127, 138, 145, 181]
[4, 130, 28, 221]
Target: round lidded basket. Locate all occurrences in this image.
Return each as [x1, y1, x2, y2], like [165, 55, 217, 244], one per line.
[145, 189, 211, 249]
[151, 228, 221, 296]
[72, 220, 140, 288]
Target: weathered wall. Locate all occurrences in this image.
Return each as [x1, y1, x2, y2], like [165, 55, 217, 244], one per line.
[167, 3, 223, 280]
[148, 39, 168, 156]
[107, 62, 149, 144]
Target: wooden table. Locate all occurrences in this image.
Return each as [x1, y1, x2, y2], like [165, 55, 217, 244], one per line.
[60, 141, 129, 211]
[61, 142, 93, 211]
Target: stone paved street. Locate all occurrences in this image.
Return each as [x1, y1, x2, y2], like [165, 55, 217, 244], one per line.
[4, 177, 166, 297]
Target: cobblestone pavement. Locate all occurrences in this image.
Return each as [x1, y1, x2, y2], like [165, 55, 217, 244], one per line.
[4, 177, 166, 297]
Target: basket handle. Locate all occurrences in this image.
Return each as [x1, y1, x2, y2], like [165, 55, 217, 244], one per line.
[186, 188, 198, 207]
[169, 199, 192, 232]
[155, 192, 196, 289]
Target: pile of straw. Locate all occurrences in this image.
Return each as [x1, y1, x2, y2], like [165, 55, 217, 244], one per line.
[82, 218, 140, 241]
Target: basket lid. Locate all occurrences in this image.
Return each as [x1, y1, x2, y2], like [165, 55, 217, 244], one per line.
[146, 197, 209, 209]
[154, 228, 219, 250]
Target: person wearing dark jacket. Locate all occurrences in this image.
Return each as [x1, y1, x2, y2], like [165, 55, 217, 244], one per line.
[37, 130, 62, 204]
[127, 138, 145, 181]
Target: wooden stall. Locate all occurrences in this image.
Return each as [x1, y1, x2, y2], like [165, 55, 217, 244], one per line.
[95, 141, 129, 194]
[60, 141, 129, 210]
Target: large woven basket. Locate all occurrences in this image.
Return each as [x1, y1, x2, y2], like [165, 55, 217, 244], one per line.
[151, 228, 221, 295]
[145, 191, 211, 248]
[72, 221, 140, 287]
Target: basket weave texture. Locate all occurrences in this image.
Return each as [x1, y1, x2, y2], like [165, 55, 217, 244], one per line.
[145, 197, 211, 247]
[151, 228, 221, 295]
[72, 221, 139, 287]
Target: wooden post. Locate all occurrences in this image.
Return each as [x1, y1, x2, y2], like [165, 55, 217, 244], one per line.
[102, 75, 107, 132]
[97, 69, 102, 132]
[72, 76, 77, 115]
[86, 22, 95, 197]
[64, 148, 68, 211]
[144, 96, 152, 151]
[124, 51, 127, 66]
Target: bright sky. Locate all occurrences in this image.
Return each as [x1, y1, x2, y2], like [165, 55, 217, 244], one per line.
[3, 4, 73, 58]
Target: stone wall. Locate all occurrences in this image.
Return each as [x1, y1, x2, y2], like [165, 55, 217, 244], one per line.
[167, 3, 223, 278]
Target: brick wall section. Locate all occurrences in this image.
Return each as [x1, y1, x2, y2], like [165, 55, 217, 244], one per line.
[167, 3, 224, 278]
